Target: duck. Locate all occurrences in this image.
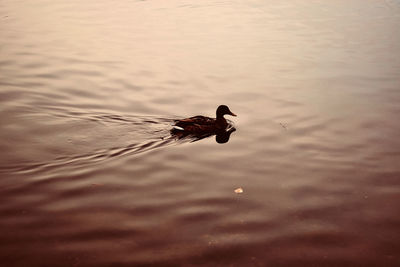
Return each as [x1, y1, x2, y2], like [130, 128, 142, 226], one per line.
[172, 105, 237, 134]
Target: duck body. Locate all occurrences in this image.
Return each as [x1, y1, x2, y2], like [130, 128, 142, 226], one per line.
[174, 116, 228, 133]
[172, 105, 236, 135]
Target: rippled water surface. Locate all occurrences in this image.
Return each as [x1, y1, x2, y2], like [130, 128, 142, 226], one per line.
[1, 0, 400, 266]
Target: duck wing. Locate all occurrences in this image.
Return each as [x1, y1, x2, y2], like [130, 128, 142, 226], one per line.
[174, 116, 215, 127]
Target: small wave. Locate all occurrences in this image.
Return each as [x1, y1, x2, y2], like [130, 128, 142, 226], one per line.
[2, 137, 178, 175]
[0, 112, 181, 175]
[0, 111, 235, 176]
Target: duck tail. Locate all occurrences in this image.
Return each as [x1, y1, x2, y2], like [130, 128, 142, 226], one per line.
[172, 126, 185, 131]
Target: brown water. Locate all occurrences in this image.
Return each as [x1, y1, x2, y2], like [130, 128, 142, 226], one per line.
[1, 0, 400, 266]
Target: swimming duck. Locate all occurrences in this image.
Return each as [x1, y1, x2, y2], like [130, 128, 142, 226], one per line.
[172, 105, 237, 134]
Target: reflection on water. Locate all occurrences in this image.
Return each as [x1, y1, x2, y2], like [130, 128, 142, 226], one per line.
[1, 0, 400, 266]
[172, 124, 236, 144]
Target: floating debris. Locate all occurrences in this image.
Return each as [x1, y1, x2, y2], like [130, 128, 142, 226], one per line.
[234, 187, 243, 194]
[279, 123, 288, 130]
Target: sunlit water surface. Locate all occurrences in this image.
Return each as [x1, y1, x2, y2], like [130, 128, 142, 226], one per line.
[1, 0, 400, 266]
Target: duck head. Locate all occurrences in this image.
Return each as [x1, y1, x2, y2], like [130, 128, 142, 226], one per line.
[216, 105, 237, 119]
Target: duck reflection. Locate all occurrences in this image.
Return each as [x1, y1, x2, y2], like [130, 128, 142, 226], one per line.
[215, 126, 236, 143]
[171, 125, 236, 144]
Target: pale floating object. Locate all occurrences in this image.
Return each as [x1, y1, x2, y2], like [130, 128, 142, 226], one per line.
[234, 187, 243, 194]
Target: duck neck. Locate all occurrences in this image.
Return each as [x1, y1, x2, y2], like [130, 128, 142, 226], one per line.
[216, 115, 227, 126]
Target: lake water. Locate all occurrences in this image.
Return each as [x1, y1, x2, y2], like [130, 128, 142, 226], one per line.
[1, 0, 400, 266]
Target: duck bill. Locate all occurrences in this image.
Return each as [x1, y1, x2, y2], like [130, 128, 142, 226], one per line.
[229, 112, 237, 117]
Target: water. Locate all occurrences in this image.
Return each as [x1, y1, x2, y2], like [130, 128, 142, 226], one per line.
[1, 0, 400, 266]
